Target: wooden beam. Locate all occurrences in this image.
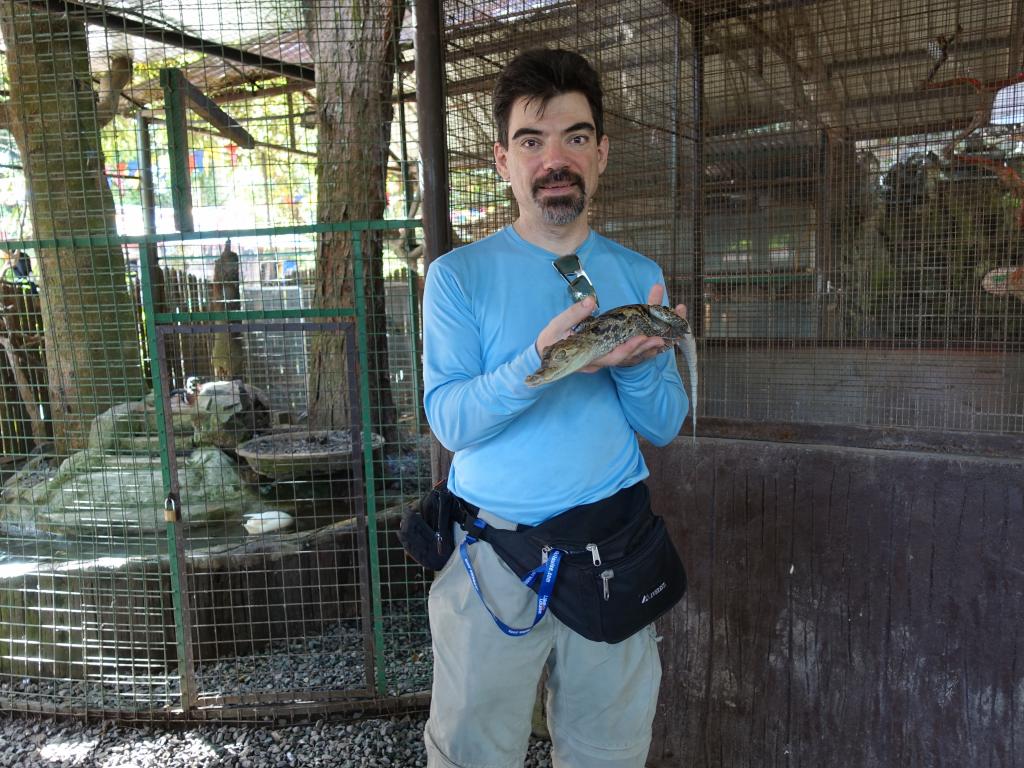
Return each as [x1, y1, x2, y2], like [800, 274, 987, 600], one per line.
[168, 72, 257, 150]
[1008, 0, 1024, 77]
[33, 0, 315, 83]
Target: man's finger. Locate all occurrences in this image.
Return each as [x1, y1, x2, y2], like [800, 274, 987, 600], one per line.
[553, 297, 595, 336]
[537, 297, 597, 355]
[552, 297, 596, 334]
[564, 296, 596, 325]
[582, 335, 653, 371]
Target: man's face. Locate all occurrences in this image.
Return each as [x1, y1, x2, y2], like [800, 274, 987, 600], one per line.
[494, 92, 609, 228]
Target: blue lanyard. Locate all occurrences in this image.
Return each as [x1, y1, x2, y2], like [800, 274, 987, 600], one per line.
[459, 524, 561, 637]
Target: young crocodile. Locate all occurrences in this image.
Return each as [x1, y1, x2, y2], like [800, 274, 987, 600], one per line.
[525, 303, 698, 440]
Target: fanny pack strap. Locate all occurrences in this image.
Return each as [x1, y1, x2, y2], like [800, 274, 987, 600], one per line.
[460, 517, 562, 637]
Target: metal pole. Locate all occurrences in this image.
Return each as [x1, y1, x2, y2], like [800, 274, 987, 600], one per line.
[394, 4, 423, 434]
[414, 0, 452, 269]
[414, 0, 455, 482]
[393, 5, 415, 239]
[816, 129, 832, 341]
[352, 231, 386, 695]
[136, 114, 163, 348]
[670, 17, 682, 289]
[160, 68, 194, 233]
[136, 115, 157, 237]
[691, 14, 705, 337]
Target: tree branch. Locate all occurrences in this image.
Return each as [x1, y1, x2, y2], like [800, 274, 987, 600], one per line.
[0, 334, 48, 444]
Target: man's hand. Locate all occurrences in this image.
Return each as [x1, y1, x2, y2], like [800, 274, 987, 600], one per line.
[536, 296, 598, 356]
[580, 284, 687, 372]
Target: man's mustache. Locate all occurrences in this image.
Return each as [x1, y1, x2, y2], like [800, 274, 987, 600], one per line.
[532, 169, 585, 196]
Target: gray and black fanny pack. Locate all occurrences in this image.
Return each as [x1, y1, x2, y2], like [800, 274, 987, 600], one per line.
[399, 480, 686, 643]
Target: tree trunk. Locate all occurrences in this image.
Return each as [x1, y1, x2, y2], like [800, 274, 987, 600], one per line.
[304, 0, 401, 446]
[0, 1, 145, 453]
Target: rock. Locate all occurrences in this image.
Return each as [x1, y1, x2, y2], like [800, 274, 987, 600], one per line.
[0, 447, 263, 536]
[87, 394, 196, 455]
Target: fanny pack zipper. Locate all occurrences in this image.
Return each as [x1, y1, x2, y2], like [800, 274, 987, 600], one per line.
[542, 542, 602, 565]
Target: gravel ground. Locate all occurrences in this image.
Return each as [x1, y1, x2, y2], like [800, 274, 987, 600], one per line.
[1, 614, 433, 713]
[0, 713, 557, 767]
[0, 612, 557, 767]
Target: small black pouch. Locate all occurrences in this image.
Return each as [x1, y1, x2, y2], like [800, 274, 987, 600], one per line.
[398, 482, 458, 571]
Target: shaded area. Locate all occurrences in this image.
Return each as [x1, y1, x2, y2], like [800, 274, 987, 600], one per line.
[645, 437, 1023, 767]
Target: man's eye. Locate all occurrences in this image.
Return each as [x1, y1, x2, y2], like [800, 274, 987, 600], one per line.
[569, 135, 589, 145]
[522, 139, 540, 149]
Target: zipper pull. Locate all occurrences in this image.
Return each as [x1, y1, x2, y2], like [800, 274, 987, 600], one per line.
[600, 569, 615, 601]
[541, 545, 552, 564]
[586, 543, 602, 567]
[435, 531, 444, 554]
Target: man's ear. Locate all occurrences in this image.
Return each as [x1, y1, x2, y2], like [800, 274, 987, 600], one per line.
[493, 141, 509, 181]
[597, 134, 610, 175]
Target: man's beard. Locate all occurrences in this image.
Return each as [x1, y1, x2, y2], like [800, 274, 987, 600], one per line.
[532, 169, 587, 225]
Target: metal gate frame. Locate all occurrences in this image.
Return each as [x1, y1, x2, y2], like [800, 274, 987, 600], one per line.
[139, 219, 422, 718]
[155, 318, 378, 714]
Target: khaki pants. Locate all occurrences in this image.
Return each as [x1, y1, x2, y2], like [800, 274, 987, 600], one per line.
[425, 511, 662, 768]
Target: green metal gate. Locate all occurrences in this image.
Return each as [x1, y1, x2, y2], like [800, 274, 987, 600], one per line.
[142, 221, 426, 718]
[0, 2, 432, 722]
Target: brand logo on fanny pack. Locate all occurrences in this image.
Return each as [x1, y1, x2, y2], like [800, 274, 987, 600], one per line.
[641, 581, 667, 604]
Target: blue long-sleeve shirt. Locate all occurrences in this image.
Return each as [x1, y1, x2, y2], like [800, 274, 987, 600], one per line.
[422, 225, 687, 524]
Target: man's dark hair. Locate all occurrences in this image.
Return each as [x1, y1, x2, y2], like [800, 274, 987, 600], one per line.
[493, 49, 604, 147]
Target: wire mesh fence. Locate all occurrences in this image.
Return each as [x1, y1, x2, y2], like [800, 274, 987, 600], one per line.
[0, 0, 431, 721]
[442, 0, 1024, 439]
[0, 0, 1021, 727]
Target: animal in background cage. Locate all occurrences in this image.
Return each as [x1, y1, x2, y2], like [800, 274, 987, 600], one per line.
[191, 379, 271, 449]
[168, 375, 202, 406]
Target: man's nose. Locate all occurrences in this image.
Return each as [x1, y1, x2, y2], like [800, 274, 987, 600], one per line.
[541, 142, 570, 169]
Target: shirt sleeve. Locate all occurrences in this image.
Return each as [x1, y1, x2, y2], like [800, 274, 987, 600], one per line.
[422, 260, 545, 452]
[606, 276, 689, 446]
[608, 349, 688, 446]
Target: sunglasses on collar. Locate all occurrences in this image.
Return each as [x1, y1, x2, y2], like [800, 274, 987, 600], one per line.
[552, 253, 599, 310]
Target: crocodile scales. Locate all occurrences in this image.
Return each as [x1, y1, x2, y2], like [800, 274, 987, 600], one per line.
[525, 303, 699, 440]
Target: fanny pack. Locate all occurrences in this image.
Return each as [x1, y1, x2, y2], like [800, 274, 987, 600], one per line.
[398, 481, 459, 572]
[398, 481, 686, 644]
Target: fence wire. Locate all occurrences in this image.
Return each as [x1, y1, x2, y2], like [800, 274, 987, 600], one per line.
[0, 0, 1022, 726]
[0, 0, 431, 720]
[442, 0, 1024, 437]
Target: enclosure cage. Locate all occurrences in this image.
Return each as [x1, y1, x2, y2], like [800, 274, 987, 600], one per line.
[423, 3, 1024, 763]
[437, 0, 1024, 446]
[0, 0, 1021, 739]
[0, 0, 434, 721]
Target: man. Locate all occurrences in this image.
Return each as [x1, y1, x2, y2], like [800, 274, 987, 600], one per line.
[421, 48, 688, 768]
